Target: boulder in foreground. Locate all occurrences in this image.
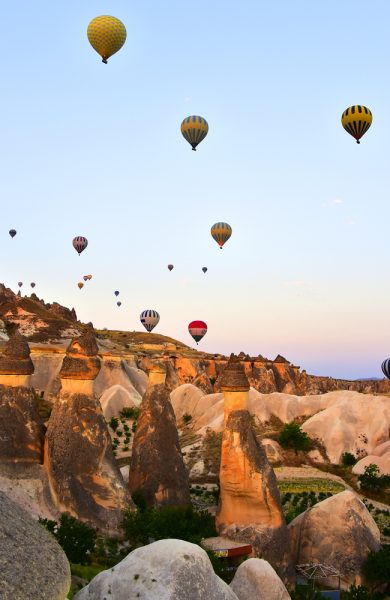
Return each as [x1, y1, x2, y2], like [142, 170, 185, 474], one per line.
[230, 558, 291, 600]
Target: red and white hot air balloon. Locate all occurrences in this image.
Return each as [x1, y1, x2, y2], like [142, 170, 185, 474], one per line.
[188, 320, 207, 345]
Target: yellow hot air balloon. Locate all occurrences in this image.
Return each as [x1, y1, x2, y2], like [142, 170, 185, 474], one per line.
[341, 105, 372, 144]
[78, 282, 84, 290]
[181, 116, 208, 151]
[87, 16, 127, 64]
[211, 222, 232, 249]
[87, 275, 93, 280]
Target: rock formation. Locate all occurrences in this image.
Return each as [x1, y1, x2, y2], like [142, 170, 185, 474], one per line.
[288, 491, 381, 589]
[0, 332, 45, 463]
[218, 354, 250, 420]
[216, 357, 290, 572]
[128, 362, 191, 507]
[352, 440, 390, 475]
[230, 558, 291, 600]
[74, 539, 237, 600]
[0, 490, 70, 599]
[44, 332, 131, 531]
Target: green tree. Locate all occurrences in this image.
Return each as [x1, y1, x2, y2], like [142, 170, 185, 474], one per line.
[278, 423, 312, 453]
[183, 413, 192, 424]
[341, 452, 357, 467]
[40, 514, 97, 565]
[341, 585, 372, 600]
[363, 545, 390, 593]
[358, 464, 390, 493]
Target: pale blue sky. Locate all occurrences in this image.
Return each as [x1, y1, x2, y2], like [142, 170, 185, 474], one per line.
[1, 1, 390, 379]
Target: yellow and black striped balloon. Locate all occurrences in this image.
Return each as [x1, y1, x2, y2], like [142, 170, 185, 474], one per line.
[211, 222, 232, 249]
[341, 105, 372, 144]
[181, 116, 208, 151]
[87, 16, 127, 64]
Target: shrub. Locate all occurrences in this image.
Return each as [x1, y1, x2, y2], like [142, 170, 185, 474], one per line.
[358, 464, 390, 492]
[183, 413, 192, 424]
[363, 545, 390, 592]
[342, 585, 371, 599]
[120, 407, 140, 420]
[278, 423, 312, 453]
[116, 430, 123, 437]
[109, 417, 119, 431]
[122, 505, 216, 546]
[132, 421, 137, 433]
[341, 452, 357, 467]
[123, 445, 129, 452]
[40, 514, 97, 565]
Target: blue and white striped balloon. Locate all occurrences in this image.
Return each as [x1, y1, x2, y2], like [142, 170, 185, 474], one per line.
[381, 359, 390, 380]
[140, 309, 160, 332]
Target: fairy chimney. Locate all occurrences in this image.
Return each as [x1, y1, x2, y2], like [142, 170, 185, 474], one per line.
[0, 331, 34, 387]
[219, 354, 250, 420]
[59, 330, 101, 394]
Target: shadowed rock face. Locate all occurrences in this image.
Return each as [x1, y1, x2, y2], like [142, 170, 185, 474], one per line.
[129, 383, 191, 507]
[0, 385, 45, 463]
[45, 393, 130, 531]
[60, 331, 101, 380]
[218, 354, 250, 392]
[0, 330, 34, 375]
[216, 410, 290, 572]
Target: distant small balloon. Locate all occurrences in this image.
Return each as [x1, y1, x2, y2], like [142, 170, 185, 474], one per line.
[181, 116, 209, 151]
[168, 264, 174, 271]
[202, 267, 208, 274]
[381, 359, 390, 380]
[117, 301, 122, 307]
[87, 275, 93, 280]
[140, 309, 160, 332]
[83, 275, 88, 282]
[211, 222, 232, 249]
[9, 229, 17, 238]
[341, 105, 372, 144]
[18, 282, 23, 288]
[78, 282, 84, 290]
[87, 15, 127, 64]
[114, 291, 120, 297]
[73, 236, 88, 255]
[30, 282, 36, 288]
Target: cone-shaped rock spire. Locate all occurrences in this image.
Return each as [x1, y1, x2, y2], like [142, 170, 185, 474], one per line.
[60, 330, 100, 381]
[0, 330, 34, 375]
[218, 354, 250, 392]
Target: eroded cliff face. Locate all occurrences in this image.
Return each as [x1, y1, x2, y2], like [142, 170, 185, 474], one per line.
[44, 392, 130, 531]
[129, 382, 191, 507]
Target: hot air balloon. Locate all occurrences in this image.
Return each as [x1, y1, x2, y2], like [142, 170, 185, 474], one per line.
[202, 267, 208, 274]
[381, 359, 390, 380]
[117, 301, 122, 307]
[181, 116, 208, 151]
[18, 282, 23, 288]
[188, 320, 207, 345]
[78, 282, 84, 290]
[87, 275, 93, 280]
[140, 309, 160, 332]
[30, 282, 36, 288]
[9, 229, 16, 238]
[87, 16, 127, 64]
[114, 291, 120, 297]
[83, 275, 88, 282]
[168, 264, 174, 271]
[341, 105, 372, 144]
[73, 236, 88, 255]
[211, 222, 232, 249]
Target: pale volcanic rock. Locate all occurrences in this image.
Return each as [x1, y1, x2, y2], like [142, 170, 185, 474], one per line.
[129, 383, 191, 507]
[94, 357, 147, 399]
[261, 439, 284, 464]
[0, 385, 45, 463]
[301, 392, 390, 463]
[352, 451, 390, 475]
[230, 558, 291, 600]
[0, 490, 70, 600]
[74, 539, 237, 600]
[60, 331, 101, 381]
[45, 392, 131, 531]
[216, 410, 289, 570]
[100, 384, 141, 419]
[288, 491, 380, 589]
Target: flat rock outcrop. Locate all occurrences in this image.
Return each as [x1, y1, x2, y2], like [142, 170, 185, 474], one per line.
[0, 490, 70, 600]
[129, 383, 191, 506]
[216, 410, 290, 571]
[45, 392, 130, 531]
[0, 385, 45, 463]
[230, 558, 291, 600]
[74, 539, 238, 600]
[288, 490, 381, 589]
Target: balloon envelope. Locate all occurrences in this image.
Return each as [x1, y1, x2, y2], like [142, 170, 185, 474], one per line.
[87, 275, 93, 280]
[188, 320, 207, 344]
[73, 236, 88, 255]
[9, 229, 16, 238]
[381, 359, 390, 380]
[117, 301, 122, 307]
[78, 282, 84, 290]
[140, 309, 160, 332]
[18, 282, 23, 288]
[181, 116, 208, 151]
[202, 267, 208, 273]
[168, 264, 174, 271]
[87, 15, 127, 64]
[341, 105, 372, 144]
[211, 222, 232, 248]
[30, 282, 36, 288]
[83, 276, 88, 282]
[114, 291, 120, 296]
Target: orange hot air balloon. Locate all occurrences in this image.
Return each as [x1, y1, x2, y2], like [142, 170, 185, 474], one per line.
[78, 282, 84, 290]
